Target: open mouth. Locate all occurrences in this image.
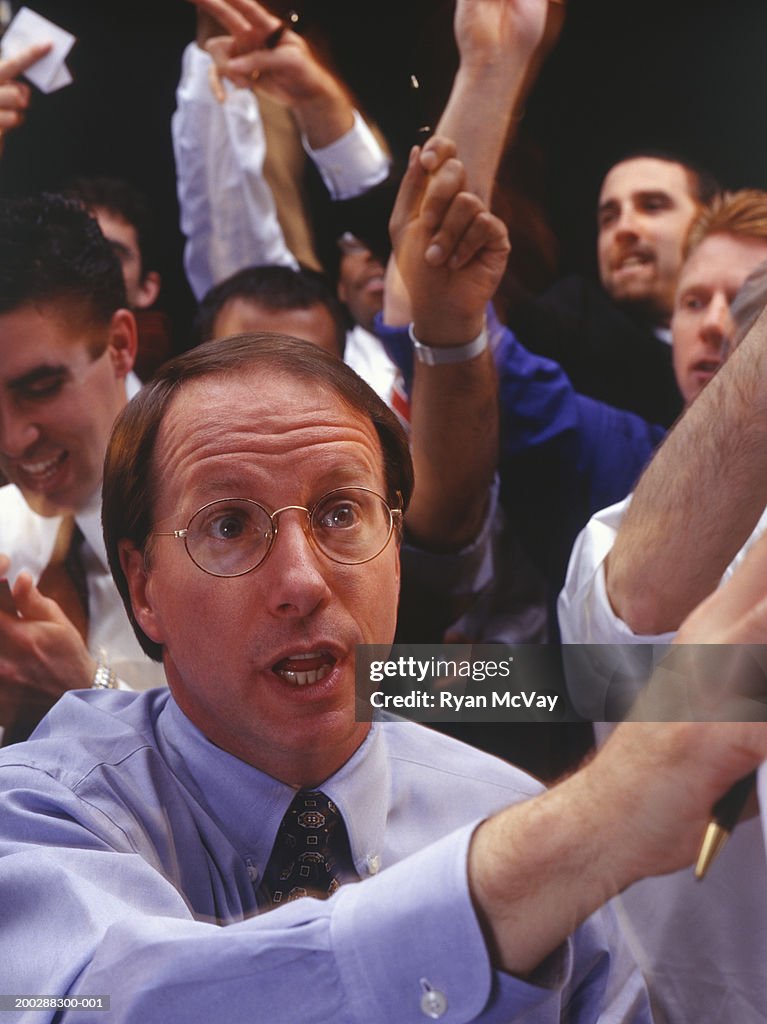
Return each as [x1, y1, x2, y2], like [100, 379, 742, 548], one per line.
[273, 651, 338, 686]
[16, 450, 68, 490]
[614, 251, 652, 271]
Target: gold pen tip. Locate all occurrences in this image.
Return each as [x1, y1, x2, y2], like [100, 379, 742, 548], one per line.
[695, 822, 729, 880]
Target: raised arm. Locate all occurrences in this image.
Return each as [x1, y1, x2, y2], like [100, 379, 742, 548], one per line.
[389, 137, 508, 549]
[437, 0, 550, 202]
[605, 303, 767, 635]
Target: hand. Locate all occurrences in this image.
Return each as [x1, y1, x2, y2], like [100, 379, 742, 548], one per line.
[0, 42, 52, 142]
[469, 713, 767, 978]
[0, 569, 96, 736]
[389, 136, 510, 345]
[453, 0, 549, 73]
[191, 0, 342, 108]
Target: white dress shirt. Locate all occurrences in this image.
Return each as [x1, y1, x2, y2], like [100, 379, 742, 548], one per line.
[172, 43, 390, 302]
[0, 483, 165, 692]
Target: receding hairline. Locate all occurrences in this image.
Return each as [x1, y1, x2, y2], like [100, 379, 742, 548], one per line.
[600, 155, 701, 203]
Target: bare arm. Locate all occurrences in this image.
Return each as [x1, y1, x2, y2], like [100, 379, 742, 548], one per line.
[606, 304, 767, 635]
[437, 0, 551, 203]
[384, 0, 551, 325]
[389, 138, 508, 549]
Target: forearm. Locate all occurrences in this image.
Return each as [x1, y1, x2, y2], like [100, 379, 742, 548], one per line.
[291, 76, 355, 150]
[406, 309, 498, 550]
[436, 61, 526, 205]
[607, 319, 767, 635]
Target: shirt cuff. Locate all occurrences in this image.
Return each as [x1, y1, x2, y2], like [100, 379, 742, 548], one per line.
[331, 822, 567, 1023]
[303, 111, 390, 200]
[177, 43, 220, 103]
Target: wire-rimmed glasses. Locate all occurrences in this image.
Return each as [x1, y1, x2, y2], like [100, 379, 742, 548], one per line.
[152, 486, 402, 578]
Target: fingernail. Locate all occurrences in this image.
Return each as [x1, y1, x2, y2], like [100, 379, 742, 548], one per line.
[425, 243, 443, 265]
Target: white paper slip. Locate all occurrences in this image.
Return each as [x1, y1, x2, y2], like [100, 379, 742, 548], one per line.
[1, 6, 75, 93]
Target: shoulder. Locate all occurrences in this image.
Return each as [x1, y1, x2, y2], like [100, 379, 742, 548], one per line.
[0, 689, 172, 790]
[380, 719, 544, 805]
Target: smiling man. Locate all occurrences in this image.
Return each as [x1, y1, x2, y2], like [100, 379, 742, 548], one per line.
[0, 194, 165, 742]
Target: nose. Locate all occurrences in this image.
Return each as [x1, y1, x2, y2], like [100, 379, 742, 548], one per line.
[0, 401, 39, 459]
[262, 509, 332, 619]
[700, 293, 733, 352]
[613, 204, 641, 240]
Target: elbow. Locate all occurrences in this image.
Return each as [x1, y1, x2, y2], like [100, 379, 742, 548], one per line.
[606, 564, 677, 637]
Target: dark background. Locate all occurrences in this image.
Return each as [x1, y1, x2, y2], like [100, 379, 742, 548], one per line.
[2, 0, 766, 339]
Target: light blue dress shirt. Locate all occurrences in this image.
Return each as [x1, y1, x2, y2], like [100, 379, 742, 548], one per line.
[0, 689, 649, 1023]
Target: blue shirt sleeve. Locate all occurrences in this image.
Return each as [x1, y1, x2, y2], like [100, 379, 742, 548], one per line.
[374, 313, 666, 590]
[1, 762, 620, 1024]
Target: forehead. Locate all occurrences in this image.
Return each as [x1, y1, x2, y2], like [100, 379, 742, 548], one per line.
[94, 207, 140, 254]
[677, 233, 767, 293]
[0, 302, 97, 381]
[213, 299, 339, 354]
[599, 158, 693, 205]
[153, 371, 386, 512]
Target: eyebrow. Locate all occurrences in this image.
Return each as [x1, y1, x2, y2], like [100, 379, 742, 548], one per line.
[7, 364, 71, 393]
[109, 239, 134, 261]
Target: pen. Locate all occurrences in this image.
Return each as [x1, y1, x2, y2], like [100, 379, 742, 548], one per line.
[695, 770, 756, 879]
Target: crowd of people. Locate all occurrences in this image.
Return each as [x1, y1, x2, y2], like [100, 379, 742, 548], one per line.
[1, 1, 767, 1021]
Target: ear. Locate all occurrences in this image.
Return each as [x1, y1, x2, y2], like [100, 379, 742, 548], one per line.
[337, 277, 349, 306]
[107, 309, 138, 379]
[119, 540, 164, 645]
[134, 270, 162, 310]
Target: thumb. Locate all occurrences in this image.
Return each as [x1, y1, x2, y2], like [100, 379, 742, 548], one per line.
[12, 571, 67, 624]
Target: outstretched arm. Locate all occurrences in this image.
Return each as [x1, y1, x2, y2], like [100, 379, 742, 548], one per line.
[476, 529, 767, 974]
[606, 304, 767, 635]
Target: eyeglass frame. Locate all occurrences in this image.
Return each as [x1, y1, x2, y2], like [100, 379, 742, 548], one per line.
[151, 486, 403, 578]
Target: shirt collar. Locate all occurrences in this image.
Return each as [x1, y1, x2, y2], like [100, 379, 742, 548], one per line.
[156, 697, 390, 883]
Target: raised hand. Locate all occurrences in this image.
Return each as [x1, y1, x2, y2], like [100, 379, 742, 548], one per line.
[389, 136, 510, 346]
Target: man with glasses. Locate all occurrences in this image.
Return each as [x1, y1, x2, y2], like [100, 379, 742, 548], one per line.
[0, 194, 166, 743]
[3, 141, 767, 1021]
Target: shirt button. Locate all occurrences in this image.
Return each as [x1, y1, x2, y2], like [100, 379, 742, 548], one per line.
[365, 854, 381, 875]
[420, 986, 447, 1019]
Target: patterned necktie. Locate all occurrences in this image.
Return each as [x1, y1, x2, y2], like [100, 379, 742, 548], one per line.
[258, 790, 359, 910]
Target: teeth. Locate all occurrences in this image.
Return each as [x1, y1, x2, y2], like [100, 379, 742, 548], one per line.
[278, 664, 332, 687]
[19, 454, 63, 479]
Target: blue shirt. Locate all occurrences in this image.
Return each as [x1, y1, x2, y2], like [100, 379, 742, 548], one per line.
[0, 689, 649, 1023]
